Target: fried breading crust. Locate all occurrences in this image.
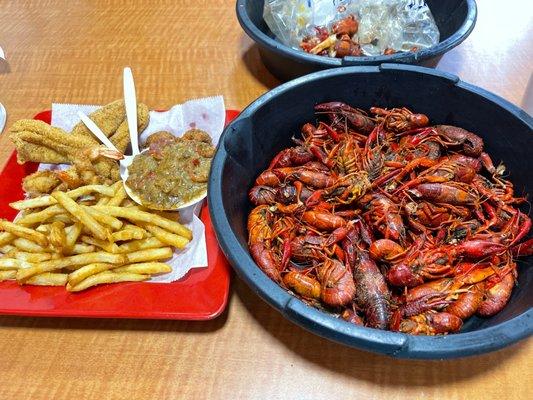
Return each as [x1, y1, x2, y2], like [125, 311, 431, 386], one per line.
[109, 103, 150, 152]
[22, 171, 62, 197]
[9, 120, 94, 164]
[70, 100, 127, 141]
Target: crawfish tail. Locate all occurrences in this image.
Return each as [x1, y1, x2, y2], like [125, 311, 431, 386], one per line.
[477, 273, 515, 317]
[369, 239, 404, 262]
[302, 210, 347, 231]
[410, 183, 475, 205]
[342, 308, 364, 325]
[445, 283, 485, 320]
[318, 259, 356, 307]
[283, 271, 321, 300]
[249, 243, 281, 282]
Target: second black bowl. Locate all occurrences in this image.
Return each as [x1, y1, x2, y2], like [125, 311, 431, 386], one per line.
[237, 0, 477, 81]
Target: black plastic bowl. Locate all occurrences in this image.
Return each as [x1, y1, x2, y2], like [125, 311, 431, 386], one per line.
[209, 65, 533, 359]
[237, 0, 477, 81]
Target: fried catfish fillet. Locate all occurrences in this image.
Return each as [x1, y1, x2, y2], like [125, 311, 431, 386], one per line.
[9, 120, 95, 164]
[108, 103, 150, 152]
[70, 100, 150, 149]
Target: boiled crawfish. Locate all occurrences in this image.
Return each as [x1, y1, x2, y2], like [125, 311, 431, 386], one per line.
[247, 102, 532, 336]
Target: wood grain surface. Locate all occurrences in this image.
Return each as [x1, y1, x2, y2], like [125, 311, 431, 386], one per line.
[0, 1, 531, 399]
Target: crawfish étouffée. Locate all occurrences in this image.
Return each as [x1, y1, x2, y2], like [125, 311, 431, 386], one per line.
[127, 129, 215, 209]
[247, 103, 532, 335]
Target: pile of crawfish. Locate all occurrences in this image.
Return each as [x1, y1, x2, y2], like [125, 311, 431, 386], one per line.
[300, 14, 416, 58]
[247, 102, 532, 336]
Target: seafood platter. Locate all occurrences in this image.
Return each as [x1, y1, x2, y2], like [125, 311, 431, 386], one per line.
[0, 90, 233, 319]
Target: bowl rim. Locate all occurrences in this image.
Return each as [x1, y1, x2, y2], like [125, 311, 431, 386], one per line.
[209, 64, 532, 359]
[236, 0, 478, 66]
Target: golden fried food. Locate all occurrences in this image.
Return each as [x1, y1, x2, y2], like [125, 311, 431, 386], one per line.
[9, 100, 150, 195]
[20, 146, 123, 196]
[108, 104, 150, 152]
[14, 142, 68, 164]
[70, 100, 127, 141]
[22, 171, 62, 197]
[9, 119, 94, 164]
[71, 100, 150, 146]
[0, 183, 192, 291]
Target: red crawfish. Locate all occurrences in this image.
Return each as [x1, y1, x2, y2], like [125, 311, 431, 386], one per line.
[249, 184, 314, 206]
[408, 182, 476, 205]
[389, 266, 494, 331]
[369, 239, 405, 262]
[315, 102, 375, 134]
[386, 236, 456, 287]
[282, 271, 322, 300]
[332, 14, 359, 36]
[477, 271, 516, 317]
[395, 154, 480, 193]
[317, 259, 356, 307]
[445, 282, 485, 320]
[302, 210, 347, 231]
[272, 167, 337, 189]
[268, 146, 314, 169]
[289, 235, 328, 263]
[353, 249, 391, 329]
[397, 312, 463, 335]
[359, 193, 406, 243]
[298, 122, 338, 167]
[341, 308, 364, 326]
[435, 125, 484, 157]
[370, 107, 429, 133]
[404, 201, 471, 230]
[324, 171, 371, 205]
[334, 34, 361, 57]
[247, 205, 281, 282]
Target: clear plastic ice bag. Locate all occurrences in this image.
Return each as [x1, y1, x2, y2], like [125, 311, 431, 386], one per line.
[263, 0, 440, 56]
[263, 0, 357, 48]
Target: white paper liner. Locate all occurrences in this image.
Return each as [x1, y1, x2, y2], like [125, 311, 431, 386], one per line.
[35, 96, 225, 282]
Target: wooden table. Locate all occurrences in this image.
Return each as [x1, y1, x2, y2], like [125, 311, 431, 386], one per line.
[0, 1, 531, 399]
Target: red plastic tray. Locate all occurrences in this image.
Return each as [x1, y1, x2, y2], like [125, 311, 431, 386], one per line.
[0, 109, 239, 319]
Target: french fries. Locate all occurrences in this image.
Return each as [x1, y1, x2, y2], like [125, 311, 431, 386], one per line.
[141, 223, 190, 249]
[10, 185, 115, 210]
[0, 182, 192, 291]
[111, 229, 143, 242]
[124, 247, 173, 263]
[0, 270, 17, 281]
[16, 251, 128, 281]
[93, 206, 192, 240]
[52, 191, 109, 241]
[49, 221, 66, 252]
[67, 263, 114, 287]
[0, 258, 33, 270]
[67, 271, 149, 292]
[116, 237, 165, 253]
[26, 273, 68, 286]
[5, 250, 52, 263]
[0, 219, 49, 247]
[113, 262, 171, 275]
